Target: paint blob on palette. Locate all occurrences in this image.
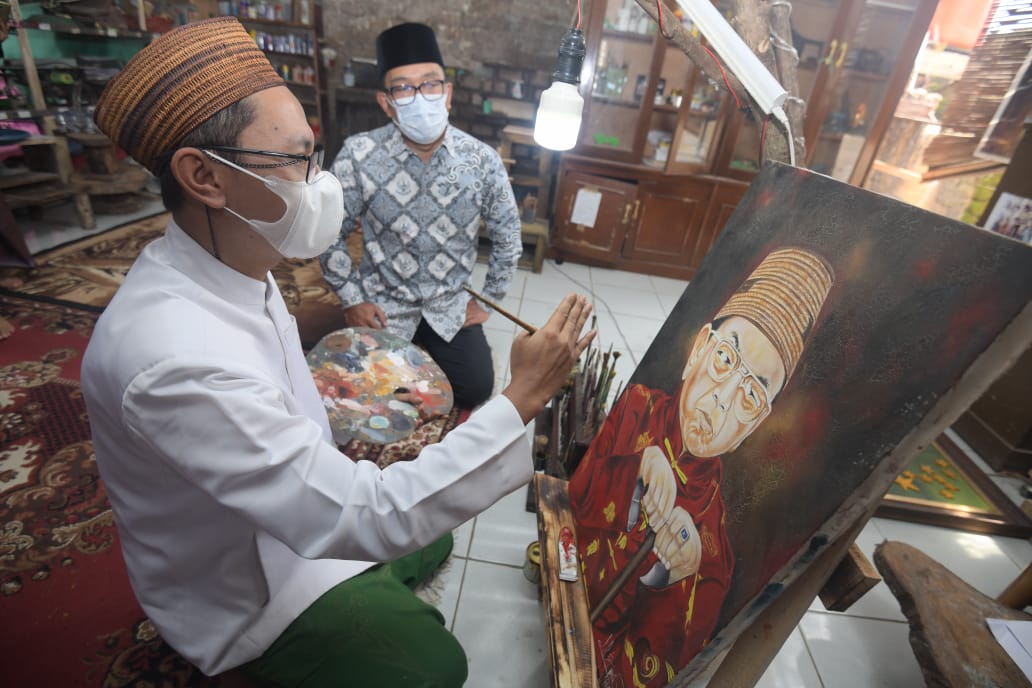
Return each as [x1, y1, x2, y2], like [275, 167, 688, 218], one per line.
[307, 327, 454, 445]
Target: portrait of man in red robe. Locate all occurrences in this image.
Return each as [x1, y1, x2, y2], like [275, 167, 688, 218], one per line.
[569, 247, 834, 688]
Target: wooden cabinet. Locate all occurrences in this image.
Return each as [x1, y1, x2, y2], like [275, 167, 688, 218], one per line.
[551, 0, 938, 277]
[553, 167, 636, 264]
[550, 0, 744, 279]
[792, 0, 938, 184]
[578, 0, 732, 173]
[623, 177, 709, 266]
[552, 155, 747, 280]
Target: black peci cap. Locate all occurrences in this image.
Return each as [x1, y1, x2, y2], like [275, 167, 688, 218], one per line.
[376, 22, 445, 80]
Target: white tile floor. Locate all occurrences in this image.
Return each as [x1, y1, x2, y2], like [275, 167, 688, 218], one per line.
[447, 258, 1032, 687]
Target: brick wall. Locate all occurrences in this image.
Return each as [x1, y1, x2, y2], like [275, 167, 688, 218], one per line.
[322, 0, 577, 75]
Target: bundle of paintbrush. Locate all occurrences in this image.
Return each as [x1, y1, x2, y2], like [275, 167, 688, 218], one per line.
[554, 316, 627, 476]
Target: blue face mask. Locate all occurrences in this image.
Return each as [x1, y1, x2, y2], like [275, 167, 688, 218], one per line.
[392, 94, 449, 145]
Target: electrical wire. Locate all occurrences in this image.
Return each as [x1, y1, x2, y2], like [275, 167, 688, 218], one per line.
[576, 0, 582, 29]
[549, 263, 640, 368]
[759, 115, 769, 164]
[656, 0, 674, 39]
[770, 109, 797, 168]
[701, 44, 743, 111]
[784, 116, 796, 167]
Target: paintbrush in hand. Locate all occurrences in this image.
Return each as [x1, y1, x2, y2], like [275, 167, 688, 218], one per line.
[463, 285, 537, 334]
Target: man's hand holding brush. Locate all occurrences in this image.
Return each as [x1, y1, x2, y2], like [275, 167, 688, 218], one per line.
[504, 293, 596, 424]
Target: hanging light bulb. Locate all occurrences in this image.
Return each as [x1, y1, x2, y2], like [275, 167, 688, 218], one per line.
[534, 27, 586, 151]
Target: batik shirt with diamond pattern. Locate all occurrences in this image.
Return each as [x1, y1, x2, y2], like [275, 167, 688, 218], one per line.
[320, 124, 521, 343]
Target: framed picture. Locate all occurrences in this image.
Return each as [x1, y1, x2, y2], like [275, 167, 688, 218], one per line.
[984, 191, 1032, 244]
[876, 433, 1032, 538]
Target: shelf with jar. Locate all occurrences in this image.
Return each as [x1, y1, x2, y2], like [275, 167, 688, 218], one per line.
[577, 0, 730, 174]
[0, 0, 170, 233]
[202, 0, 326, 142]
[549, 0, 939, 279]
[549, 0, 750, 280]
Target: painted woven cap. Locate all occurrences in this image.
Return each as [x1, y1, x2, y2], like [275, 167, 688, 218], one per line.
[715, 247, 834, 380]
[93, 17, 283, 174]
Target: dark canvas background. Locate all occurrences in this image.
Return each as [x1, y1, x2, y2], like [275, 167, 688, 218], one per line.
[627, 162, 1032, 631]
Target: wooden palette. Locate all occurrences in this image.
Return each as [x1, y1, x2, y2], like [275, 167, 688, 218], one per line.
[307, 327, 453, 445]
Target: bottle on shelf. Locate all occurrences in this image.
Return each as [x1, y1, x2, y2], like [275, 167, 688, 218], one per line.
[299, 0, 311, 25]
[342, 60, 356, 87]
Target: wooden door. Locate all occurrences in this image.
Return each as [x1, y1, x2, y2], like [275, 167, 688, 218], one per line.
[621, 177, 711, 268]
[690, 182, 749, 273]
[552, 169, 637, 266]
[803, 0, 938, 183]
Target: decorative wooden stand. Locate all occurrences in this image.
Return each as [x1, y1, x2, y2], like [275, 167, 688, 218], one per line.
[1, 135, 95, 230]
[534, 473, 878, 688]
[874, 541, 1032, 687]
[68, 132, 151, 215]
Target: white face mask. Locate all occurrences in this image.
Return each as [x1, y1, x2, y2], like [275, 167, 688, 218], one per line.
[206, 151, 344, 259]
[392, 93, 449, 145]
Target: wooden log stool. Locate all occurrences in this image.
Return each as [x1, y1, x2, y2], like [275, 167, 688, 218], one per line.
[4, 135, 95, 230]
[68, 132, 151, 215]
[522, 220, 549, 274]
[874, 540, 1032, 687]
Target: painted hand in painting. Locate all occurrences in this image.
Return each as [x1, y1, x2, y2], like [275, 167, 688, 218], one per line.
[639, 446, 676, 529]
[652, 507, 702, 584]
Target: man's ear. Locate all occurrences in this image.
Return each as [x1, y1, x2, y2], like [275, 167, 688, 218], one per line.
[376, 90, 395, 120]
[445, 82, 453, 111]
[170, 147, 226, 208]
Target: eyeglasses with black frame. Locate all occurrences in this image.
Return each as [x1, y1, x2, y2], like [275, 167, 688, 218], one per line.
[386, 79, 447, 106]
[203, 144, 325, 183]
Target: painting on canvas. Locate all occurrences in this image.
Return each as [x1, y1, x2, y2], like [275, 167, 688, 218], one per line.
[568, 163, 1032, 687]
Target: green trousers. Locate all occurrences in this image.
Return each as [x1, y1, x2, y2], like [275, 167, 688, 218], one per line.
[239, 534, 466, 687]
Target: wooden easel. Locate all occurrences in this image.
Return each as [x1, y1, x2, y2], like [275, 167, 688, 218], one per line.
[533, 473, 873, 688]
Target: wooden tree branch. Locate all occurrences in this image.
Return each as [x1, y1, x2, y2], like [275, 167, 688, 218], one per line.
[632, 1, 752, 112]
[633, 0, 807, 166]
[768, 0, 807, 162]
[731, 0, 792, 164]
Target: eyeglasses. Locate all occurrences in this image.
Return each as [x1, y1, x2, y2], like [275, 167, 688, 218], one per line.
[705, 331, 771, 422]
[203, 144, 325, 183]
[386, 79, 447, 106]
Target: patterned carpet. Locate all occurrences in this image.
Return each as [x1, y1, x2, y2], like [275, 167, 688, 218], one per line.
[0, 212, 354, 349]
[0, 291, 232, 686]
[0, 217, 466, 685]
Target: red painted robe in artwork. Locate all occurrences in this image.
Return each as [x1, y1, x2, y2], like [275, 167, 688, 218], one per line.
[569, 384, 734, 688]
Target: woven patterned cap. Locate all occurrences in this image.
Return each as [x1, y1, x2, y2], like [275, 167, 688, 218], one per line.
[714, 248, 834, 381]
[94, 17, 284, 174]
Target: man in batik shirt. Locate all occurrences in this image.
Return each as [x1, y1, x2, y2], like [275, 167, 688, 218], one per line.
[321, 23, 521, 408]
[569, 248, 834, 688]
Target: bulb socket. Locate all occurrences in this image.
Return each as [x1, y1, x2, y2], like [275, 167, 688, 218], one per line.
[552, 28, 586, 86]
